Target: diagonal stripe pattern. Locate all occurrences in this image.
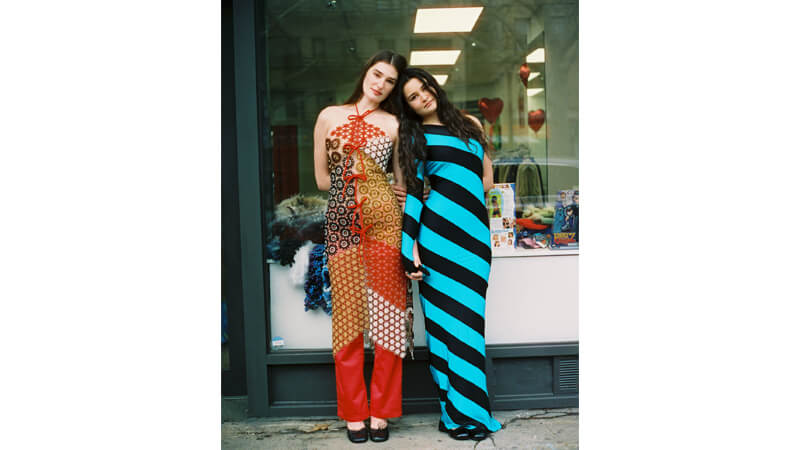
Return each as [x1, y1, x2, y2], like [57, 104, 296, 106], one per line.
[400, 124, 501, 433]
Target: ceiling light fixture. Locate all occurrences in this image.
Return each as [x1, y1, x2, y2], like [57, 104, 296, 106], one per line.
[526, 48, 545, 63]
[413, 7, 484, 33]
[528, 72, 541, 81]
[410, 50, 461, 65]
[527, 88, 544, 97]
[432, 75, 449, 86]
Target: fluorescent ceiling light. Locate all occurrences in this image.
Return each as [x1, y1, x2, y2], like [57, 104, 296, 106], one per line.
[414, 7, 484, 33]
[527, 88, 544, 96]
[526, 48, 545, 63]
[528, 72, 541, 81]
[432, 75, 449, 86]
[410, 50, 461, 65]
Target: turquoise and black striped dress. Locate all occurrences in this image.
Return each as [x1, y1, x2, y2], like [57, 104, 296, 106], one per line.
[401, 124, 501, 433]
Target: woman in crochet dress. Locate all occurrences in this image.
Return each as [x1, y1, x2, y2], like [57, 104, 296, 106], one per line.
[312, 50, 411, 444]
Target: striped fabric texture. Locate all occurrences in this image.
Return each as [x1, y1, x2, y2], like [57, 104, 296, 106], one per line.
[401, 124, 501, 433]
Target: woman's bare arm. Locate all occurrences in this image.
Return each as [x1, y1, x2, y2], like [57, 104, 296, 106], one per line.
[313, 108, 333, 192]
[482, 151, 494, 192]
[466, 114, 495, 192]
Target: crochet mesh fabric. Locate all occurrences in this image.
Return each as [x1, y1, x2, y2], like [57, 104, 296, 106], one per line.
[324, 111, 411, 358]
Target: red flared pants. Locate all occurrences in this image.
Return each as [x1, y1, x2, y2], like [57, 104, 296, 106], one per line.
[334, 335, 403, 421]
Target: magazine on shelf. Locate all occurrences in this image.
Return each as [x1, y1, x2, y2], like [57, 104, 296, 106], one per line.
[486, 183, 516, 231]
[490, 229, 516, 249]
[552, 232, 578, 249]
[486, 183, 516, 252]
[551, 188, 579, 249]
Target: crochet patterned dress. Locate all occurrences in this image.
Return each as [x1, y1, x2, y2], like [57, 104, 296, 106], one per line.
[324, 108, 412, 359]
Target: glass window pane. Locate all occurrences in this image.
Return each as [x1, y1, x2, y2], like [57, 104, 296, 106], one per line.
[261, 1, 578, 348]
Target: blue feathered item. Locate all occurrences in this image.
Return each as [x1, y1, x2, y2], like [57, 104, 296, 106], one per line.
[304, 243, 332, 315]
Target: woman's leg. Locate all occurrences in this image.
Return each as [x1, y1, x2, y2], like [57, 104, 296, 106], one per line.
[368, 343, 403, 421]
[334, 334, 369, 423]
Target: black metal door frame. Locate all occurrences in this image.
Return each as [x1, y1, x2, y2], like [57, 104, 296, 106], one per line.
[229, 0, 270, 414]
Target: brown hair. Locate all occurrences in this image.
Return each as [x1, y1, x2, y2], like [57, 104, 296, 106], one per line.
[396, 67, 489, 192]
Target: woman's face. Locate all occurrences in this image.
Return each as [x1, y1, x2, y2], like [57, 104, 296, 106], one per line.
[403, 77, 438, 117]
[361, 62, 398, 104]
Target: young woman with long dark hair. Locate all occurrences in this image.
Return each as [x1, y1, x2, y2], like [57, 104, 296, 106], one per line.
[312, 50, 411, 444]
[396, 67, 501, 442]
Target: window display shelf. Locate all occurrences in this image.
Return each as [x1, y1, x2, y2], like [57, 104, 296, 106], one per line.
[491, 248, 579, 258]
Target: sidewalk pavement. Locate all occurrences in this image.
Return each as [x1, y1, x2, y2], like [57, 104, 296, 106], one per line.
[222, 407, 578, 449]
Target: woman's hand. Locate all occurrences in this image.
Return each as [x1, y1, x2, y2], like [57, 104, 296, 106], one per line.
[392, 183, 407, 209]
[405, 241, 424, 281]
[395, 183, 429, 207]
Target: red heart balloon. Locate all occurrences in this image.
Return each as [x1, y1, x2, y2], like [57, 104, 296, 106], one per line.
[519, 64, 531, 88]
[478, 98, 503, 124]
[528, 109, 545, 133]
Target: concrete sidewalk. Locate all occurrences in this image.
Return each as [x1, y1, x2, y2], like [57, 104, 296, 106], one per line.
[222, 408, 578, 449]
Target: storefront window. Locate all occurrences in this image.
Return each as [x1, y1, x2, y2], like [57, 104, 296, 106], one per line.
[262, 0, 578, 349]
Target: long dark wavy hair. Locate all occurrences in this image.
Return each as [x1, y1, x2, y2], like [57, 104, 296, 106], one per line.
[396, 68, 489, 192]
[343, 50, 408, 115]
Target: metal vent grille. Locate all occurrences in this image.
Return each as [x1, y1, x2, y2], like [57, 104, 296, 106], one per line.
[558, 358, 578, 392]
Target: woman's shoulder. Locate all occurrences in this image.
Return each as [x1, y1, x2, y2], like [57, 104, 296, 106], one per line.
[371, 110, 399, 133]
[317, 105, 347, 121]
[316, 105, 355, 132]
[464, 114, 483, 128]
[371, 108, 398, 122]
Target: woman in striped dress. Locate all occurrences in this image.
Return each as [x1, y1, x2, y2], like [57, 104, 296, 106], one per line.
[396, 68, 501, 442]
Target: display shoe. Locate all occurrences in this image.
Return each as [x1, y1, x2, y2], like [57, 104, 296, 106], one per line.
[369, 424, 389, 443]
[469, 427, 489, 441]
[346, 423, 368, 444]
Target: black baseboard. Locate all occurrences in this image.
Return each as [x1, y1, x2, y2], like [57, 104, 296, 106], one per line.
[250, 342, 577, 417]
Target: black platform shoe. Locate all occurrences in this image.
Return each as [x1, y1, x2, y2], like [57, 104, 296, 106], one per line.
[369, 424, 389, 443]
[469, 427, 489, 441]
[438, 421, 470, 440]
[346, 424, 368, 444]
